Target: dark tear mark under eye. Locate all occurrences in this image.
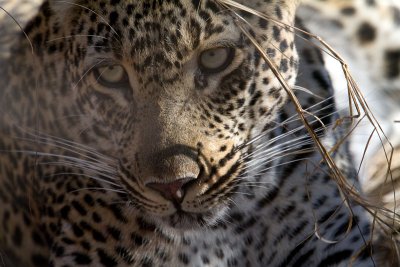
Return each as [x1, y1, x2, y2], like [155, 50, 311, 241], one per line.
[194, 71, 209, 90]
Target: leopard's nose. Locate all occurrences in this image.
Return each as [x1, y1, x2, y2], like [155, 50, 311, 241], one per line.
[146, 177, 196, 202]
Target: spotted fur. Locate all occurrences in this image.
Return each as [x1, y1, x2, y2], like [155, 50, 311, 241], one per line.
[0, 0, 397, 266]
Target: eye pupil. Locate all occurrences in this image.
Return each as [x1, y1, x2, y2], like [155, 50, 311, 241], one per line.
[199, 47, 235, 73]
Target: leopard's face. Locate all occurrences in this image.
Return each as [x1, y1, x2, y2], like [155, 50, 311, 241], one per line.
[27, 0, 299, 229]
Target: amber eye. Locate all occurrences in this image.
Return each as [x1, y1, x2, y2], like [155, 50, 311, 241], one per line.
[199, 47, 235, 74]
[93, 64, 130, 88]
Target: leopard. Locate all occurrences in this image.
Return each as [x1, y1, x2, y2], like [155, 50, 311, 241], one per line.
[0, 0, 398, 266]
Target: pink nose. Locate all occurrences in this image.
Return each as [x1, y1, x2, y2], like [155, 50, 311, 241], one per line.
[146, 177, 195, 202]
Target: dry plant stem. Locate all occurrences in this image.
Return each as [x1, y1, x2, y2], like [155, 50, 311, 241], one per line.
[217, 0, 399, 230]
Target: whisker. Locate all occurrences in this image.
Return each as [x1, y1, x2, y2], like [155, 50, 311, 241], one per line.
[38, 161, 116, 177]
[240, 158, 308, 178]
[16, 128, 116, 162]
[236, 99, 336, 152]
[241, 132, 319, 164]
[0, 148, 117, 176]
[68, 187, 127, 194]
[243, 149, 313, 175]
[46, 34, 108, 43]
[14, 136, 116, 165]
[44, 172, 121, 187]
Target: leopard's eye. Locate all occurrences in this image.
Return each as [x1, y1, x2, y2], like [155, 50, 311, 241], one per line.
[93, 64, 130, 88]
[199, 47, 235, 74]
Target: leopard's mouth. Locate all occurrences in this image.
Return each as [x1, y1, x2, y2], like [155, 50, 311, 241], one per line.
[141, 177, 235, 230]
[118, 155, 243, 229]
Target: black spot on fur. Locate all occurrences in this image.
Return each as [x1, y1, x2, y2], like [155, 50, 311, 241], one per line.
[12, 225, 22, 247]
[341, 6, 356, 16]
[73, 252, 92, 264]
[32, 254, 49, 267]
[97, 248, 118, 267]
[357, 22, 376, 44]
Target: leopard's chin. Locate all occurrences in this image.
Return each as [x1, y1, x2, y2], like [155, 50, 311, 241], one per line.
[150, 206, 229, 232]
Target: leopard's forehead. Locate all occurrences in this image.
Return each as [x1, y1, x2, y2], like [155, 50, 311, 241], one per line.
[62, 1, 239, 55]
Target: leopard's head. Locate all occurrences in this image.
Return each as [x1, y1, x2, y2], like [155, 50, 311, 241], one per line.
[13, 0, 300, 229]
